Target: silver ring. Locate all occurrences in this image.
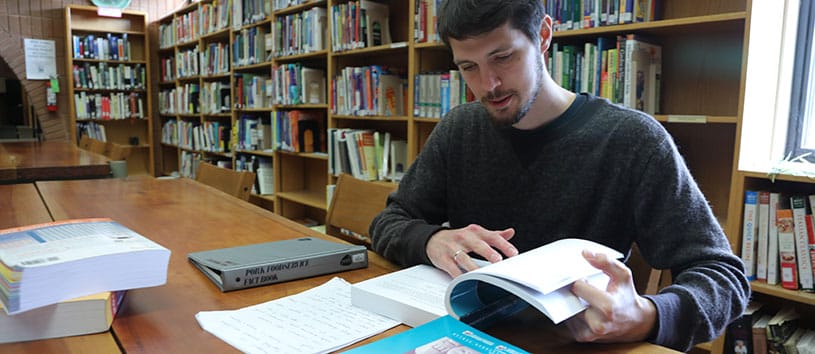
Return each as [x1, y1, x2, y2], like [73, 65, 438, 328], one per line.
[453, 249, 466, 261]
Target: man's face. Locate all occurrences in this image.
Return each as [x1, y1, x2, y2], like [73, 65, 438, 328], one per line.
[450, 23, 544, 127]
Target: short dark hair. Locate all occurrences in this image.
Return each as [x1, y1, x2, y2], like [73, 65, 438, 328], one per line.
[438, 0, 545, 46]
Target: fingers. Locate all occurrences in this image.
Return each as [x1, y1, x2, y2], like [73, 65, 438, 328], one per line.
[582, 250, 634, 292]
[426, 225, 518, 277]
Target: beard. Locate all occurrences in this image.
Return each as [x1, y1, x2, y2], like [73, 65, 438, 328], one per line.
[482, 55, 545, 128]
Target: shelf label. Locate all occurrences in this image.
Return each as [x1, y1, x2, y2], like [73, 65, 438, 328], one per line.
[667, 115, 707, 124]
[97, 7, 123, 18]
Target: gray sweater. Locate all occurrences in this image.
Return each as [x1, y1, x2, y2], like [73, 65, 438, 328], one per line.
[370, 94, 749, 352]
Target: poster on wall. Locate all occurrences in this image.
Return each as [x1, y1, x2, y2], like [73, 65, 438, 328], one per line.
[23, 38, 57, 80]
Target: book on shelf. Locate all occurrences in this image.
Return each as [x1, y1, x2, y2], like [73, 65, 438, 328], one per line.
[300, 67, 327, 104]
[360, 0, 392, 47]
[777, 208, 799, 290]
[741, 190, 759, 281]
[751, 312, 774, 354]
[757, 191, 771, 281]
[767, 192, 781, 285]
[0, 218, 170, 315]
[188, 237, 368, 292]
[0, 291, 125, 344]
[790, 195, 814, 290]
[767, 306, 800, 353]
[724, 301, 764, 354]
[342, 315, 529, 354]
[351, 239, 623, 328]
[256, 156, 274, 195]
[389, 139, 407, 182]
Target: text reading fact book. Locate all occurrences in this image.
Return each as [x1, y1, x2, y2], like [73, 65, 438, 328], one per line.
[0, 291, 124, 343]
[352, 238, 623, 327]
[342, 315, 528, 354]
[188, 237, 368, 292]
[0, 218, 170, 315]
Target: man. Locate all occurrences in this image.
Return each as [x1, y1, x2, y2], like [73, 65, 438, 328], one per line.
[369, 0, 749, 352]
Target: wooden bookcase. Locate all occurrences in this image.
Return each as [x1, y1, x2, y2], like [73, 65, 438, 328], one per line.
[65, 5, 154, 176]
[150, 0, 815, 352]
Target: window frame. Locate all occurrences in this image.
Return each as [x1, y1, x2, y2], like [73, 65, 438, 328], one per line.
[784, 0, 815, 159]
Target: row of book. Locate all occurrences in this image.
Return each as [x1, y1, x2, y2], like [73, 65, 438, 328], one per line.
[235, 154, 274, 195]
[234, 110, 326, 154]
[160, 57, 175, 82]
[201, 42, 230, 77]
[232, 0, 269, 28]
[413, 0, 439, 44]
[74, 92, 145, 121]
[271, 64, 326, 105]
[180, 150, 201, 178]
[726, 302, 814, 354]
[234, 73, 270, 109]
[71, 33, 131, 61]
[159, 0, 232, 48]
[159, 83, 201, 115]
[413, 70, 475, 119]
[176, 46, 200, 79]
[271, 0, 311, 12]
[71, 62, 147, 91]
[271, 7, 328, 58]
[328, 128, 407, 182]
[233, 26, 268, 67]
[330, 1, 393, 53]
[551, 34, 662, 114]
[546, 0, 661, 32]
[741, 192, 815, 291]
[76, 121, 106, 142]
[331, 65, 406, 117]
[200, 81, 232, 114]
[162, 119, 230, 153]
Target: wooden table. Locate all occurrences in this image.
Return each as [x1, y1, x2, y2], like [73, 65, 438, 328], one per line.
[31, 178, 676, 354]
[0, 183, 121, 353]
[0, 141, 110, 183]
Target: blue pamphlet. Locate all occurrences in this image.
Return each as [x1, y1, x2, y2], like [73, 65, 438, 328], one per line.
[342, 315, 528, 354]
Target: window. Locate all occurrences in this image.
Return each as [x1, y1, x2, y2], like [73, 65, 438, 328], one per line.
[785, 0, 815, 160]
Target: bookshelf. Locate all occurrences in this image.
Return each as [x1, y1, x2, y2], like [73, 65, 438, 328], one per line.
[65, 5, 154, 176]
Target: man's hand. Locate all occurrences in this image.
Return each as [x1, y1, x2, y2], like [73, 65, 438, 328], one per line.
[426, 224, 518, 277]
[565, 250, 657, 344]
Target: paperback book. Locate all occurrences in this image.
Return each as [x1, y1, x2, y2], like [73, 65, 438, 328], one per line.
[0, 218, 170, 315]
[352, 238, 623, 327]
[342, 315, 528, 354]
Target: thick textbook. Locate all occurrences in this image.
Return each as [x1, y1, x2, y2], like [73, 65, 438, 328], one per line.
[0, 218, 170, 315]
[188, 237, 368, 291]
[342, 315, 528, 354]
[352, 238, 623, 327]
[0, 291, 124, 343]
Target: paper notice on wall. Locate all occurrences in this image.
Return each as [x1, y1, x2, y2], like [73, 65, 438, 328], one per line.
[24, 38, 57, 80]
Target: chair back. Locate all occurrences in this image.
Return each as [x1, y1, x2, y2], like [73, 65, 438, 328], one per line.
[627, 243, 667, 295]
[195, 162, 256, 201]
[78, 135, 92, 150]
[325, 173, 396, 247]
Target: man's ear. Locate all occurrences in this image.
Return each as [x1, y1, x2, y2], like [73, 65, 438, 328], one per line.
[539, 15, 553, 54]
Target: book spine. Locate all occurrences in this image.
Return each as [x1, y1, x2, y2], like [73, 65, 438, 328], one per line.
[741, 191, 758, 280]
[767, 192, 781, 285]
[790, 195, 814, 290]
[757, 191, 770, 281]
[220, 249, 368, 291]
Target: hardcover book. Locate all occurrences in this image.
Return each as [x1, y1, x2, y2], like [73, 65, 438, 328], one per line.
[342, 315, 528, 354]
[0, 218, 170, 315]
[188, 237, 368, 292]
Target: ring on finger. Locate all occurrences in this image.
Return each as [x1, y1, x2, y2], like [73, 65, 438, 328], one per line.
[453, 249, 466, 262]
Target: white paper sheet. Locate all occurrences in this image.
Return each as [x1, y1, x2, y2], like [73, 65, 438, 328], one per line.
[195, 277, 400, 354]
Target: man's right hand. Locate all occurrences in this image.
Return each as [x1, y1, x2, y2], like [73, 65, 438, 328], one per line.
[426, 224, 518, 277]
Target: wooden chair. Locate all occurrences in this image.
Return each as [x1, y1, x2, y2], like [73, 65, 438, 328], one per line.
[87, 138, 109, 156]
[78, 135, 92, 150]
[626, 243, 667, 295]
[105, 142, 132, 161]
[194, 162, 256, 201]
[325, 173, 397, 248]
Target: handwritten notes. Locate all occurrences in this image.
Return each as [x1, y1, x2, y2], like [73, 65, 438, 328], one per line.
[195, 277, 400, 354]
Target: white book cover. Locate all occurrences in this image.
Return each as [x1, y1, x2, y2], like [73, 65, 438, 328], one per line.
[767, 192, 781, 285]
[791, 195, 814, 290]
[756, 191, 770, 281]
[741, 191, 759, 280]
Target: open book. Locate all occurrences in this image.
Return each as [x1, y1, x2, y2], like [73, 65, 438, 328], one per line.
[352, 238, 623, 327]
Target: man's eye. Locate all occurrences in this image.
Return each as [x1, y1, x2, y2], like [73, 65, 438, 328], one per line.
[459, 64, 475, 71]
[495, 54, 512, 62]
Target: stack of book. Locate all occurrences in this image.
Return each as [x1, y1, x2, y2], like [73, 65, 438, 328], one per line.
[0, 218, 171, 343]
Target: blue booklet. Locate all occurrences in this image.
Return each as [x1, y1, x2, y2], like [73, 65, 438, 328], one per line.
[342, 315, 528, 354]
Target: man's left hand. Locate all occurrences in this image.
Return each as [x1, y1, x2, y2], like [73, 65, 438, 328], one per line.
[565, 250, 657, 343]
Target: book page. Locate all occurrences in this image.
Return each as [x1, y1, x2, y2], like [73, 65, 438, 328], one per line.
[195, 277, 399, 354]
[472, 238, 622, 294]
